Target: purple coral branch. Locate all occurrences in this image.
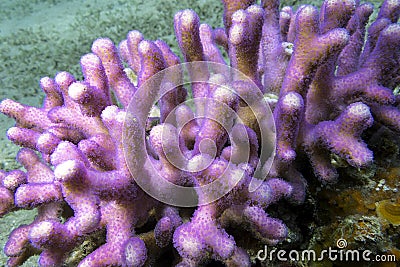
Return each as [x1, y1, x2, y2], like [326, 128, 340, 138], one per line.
[0, 0, 399, 266]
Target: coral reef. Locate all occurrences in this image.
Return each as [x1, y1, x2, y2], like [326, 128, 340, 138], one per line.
[0, 0, 399, 266]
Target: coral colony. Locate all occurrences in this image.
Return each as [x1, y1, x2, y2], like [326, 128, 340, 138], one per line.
[0, 0, 400, 266]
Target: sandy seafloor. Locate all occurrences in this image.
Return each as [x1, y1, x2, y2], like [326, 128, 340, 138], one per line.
[0, 0, 384, 266]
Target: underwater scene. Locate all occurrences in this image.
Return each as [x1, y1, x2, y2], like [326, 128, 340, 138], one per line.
[0, 0, 399, 266]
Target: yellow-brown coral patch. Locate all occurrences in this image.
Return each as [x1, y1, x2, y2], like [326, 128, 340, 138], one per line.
[376, 199, 400, 226]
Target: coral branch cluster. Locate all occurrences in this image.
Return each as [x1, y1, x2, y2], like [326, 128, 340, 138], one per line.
[0, 0, 399, 266]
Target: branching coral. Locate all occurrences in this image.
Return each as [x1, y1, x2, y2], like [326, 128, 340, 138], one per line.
[0, 0, 399, 266]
